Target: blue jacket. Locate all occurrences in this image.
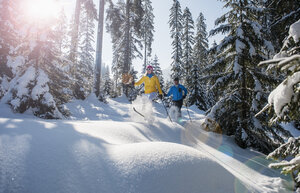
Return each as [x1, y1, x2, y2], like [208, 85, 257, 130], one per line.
[167, 84, 188, 101]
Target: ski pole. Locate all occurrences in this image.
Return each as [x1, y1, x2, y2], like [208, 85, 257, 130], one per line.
[185, 102, 192, 122]
[160, 98, 172, 122]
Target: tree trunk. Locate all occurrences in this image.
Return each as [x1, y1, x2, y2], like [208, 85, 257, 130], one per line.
[144, 36, 147, 70]
[70, 0, 81, 62]
[95, 0, 105, 98]
[123, 0, 131, 96]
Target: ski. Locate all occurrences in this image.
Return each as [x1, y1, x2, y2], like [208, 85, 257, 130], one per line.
[132, 107, 144, 117]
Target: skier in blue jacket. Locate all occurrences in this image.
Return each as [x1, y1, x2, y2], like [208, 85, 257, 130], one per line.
[167, 77, 188, 118]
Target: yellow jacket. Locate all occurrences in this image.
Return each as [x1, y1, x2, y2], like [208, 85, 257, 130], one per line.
[134, 74, 163, 94]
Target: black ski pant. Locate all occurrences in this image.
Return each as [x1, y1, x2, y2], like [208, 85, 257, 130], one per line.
[172, 99, 183, 117]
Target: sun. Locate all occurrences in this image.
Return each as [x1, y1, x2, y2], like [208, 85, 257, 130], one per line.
[22, 0, 61, 23]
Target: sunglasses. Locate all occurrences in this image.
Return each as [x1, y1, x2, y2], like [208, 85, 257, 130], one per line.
[146, 68, 152, 70]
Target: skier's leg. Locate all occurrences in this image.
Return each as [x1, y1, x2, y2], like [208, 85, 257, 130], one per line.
[143, 93, 154, 122]
[178, 99, 183, 118]
[147, 92, 157, 101]
[172, 100, 181, 120]
[169, 101, 176, 120]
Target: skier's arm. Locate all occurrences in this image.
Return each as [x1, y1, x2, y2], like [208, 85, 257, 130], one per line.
[167, 87, 172, 97]
[155, 77, 163, 95]
[134, 76, 145, 86]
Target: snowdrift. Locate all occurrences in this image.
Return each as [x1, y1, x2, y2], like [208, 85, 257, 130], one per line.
[0, 95, 295, 193]
[0, 118, 236, 193]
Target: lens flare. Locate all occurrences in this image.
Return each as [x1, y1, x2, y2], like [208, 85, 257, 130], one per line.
[22, 0, 60, 23]
[218, 145, 233, 157]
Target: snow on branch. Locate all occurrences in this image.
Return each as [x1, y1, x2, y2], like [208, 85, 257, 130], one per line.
[209, 24, 231, 36]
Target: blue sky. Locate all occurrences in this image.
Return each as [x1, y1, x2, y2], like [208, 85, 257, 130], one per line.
[64, 0, 226, 72]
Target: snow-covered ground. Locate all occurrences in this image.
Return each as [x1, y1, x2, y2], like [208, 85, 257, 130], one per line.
[0, 95, 297, 193]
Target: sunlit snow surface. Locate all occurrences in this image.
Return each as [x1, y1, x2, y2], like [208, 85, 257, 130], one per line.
[0, 94, 297, 193]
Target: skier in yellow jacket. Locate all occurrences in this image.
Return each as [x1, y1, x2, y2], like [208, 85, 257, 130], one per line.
[134, 65, 163, 100]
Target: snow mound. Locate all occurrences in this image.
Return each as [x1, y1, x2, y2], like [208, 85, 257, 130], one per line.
[0, 96, 295, 193]
[0, 119, 236, 193]
[109, 142, 236, 193]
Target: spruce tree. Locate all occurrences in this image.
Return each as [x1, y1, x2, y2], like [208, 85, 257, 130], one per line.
[151, 55, 165, 92]
[103, 70, 113, 98]
[74, 2, 97, 100]
[69, 0, 96, 76]
[188, 61, 207, 110]
[106, 0, 144, 97]
[257, 20, 300, 192]
[189, 12, 209, 110]
[0, 1, 73, 118]
[6, 30, 72, 118]
[267, 137, 300, 191]
[169, 0, 183, 79]
[265, 0, 300, 52]
[53, 8, 69, 57]
[141, 0, 155, 73]
[0, 0, 19, 98]
[182, 7, 194, 87]
[257, 20, 300, 126]
[106, 2, 123, 96]
[206, 41, 219, 106]
[207, 0, 290, 153]
[69, 0, 82, 62]
[193, 13, 208, 70]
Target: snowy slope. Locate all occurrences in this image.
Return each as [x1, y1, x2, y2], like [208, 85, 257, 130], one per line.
[0, 95, 295, 193]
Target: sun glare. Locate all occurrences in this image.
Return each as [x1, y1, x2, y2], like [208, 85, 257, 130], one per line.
[22, 0, 61, 23]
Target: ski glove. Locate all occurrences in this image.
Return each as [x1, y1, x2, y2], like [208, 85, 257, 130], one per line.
[158, 94, 163, 99]
[183, 95, 186, 99]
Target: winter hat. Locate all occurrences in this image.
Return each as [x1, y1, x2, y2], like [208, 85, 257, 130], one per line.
[174, 77, 179, 81]
[146, 65, 153, 70]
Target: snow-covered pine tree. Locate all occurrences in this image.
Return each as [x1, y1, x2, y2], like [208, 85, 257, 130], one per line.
[207, 0, 290, 153]
[271, 137, 300, 191]
[106, 2, 123, 97]
[69, 0, 82, 62]
[265, 0, 300, 52]
[53, 8, 69, 57]
[74, 1, 97, 100]
[268, 137, 300, 191]
[103, 70, 113, 98]
[188, 12, 209, 110]
[188, 62, 207, 110]
[182, 7, 194, 88]
[169, 0, 183, 79]
[6, 30, 72, 118]
[0, 0, 19, 99]
[193, 12, 208, 70]
[141, 0, 154, 73]
[67, 2, 82, 81]
[106, 0, 144, 97]
[257, 19, 300, 127]
[259, 19, 300, 185]
[0, 0, 74, 118]
[206, 41, 220, 107]
[68, 0, 96, 75]
[151, 55, 165, 92]
[101, 64, 110, 77]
